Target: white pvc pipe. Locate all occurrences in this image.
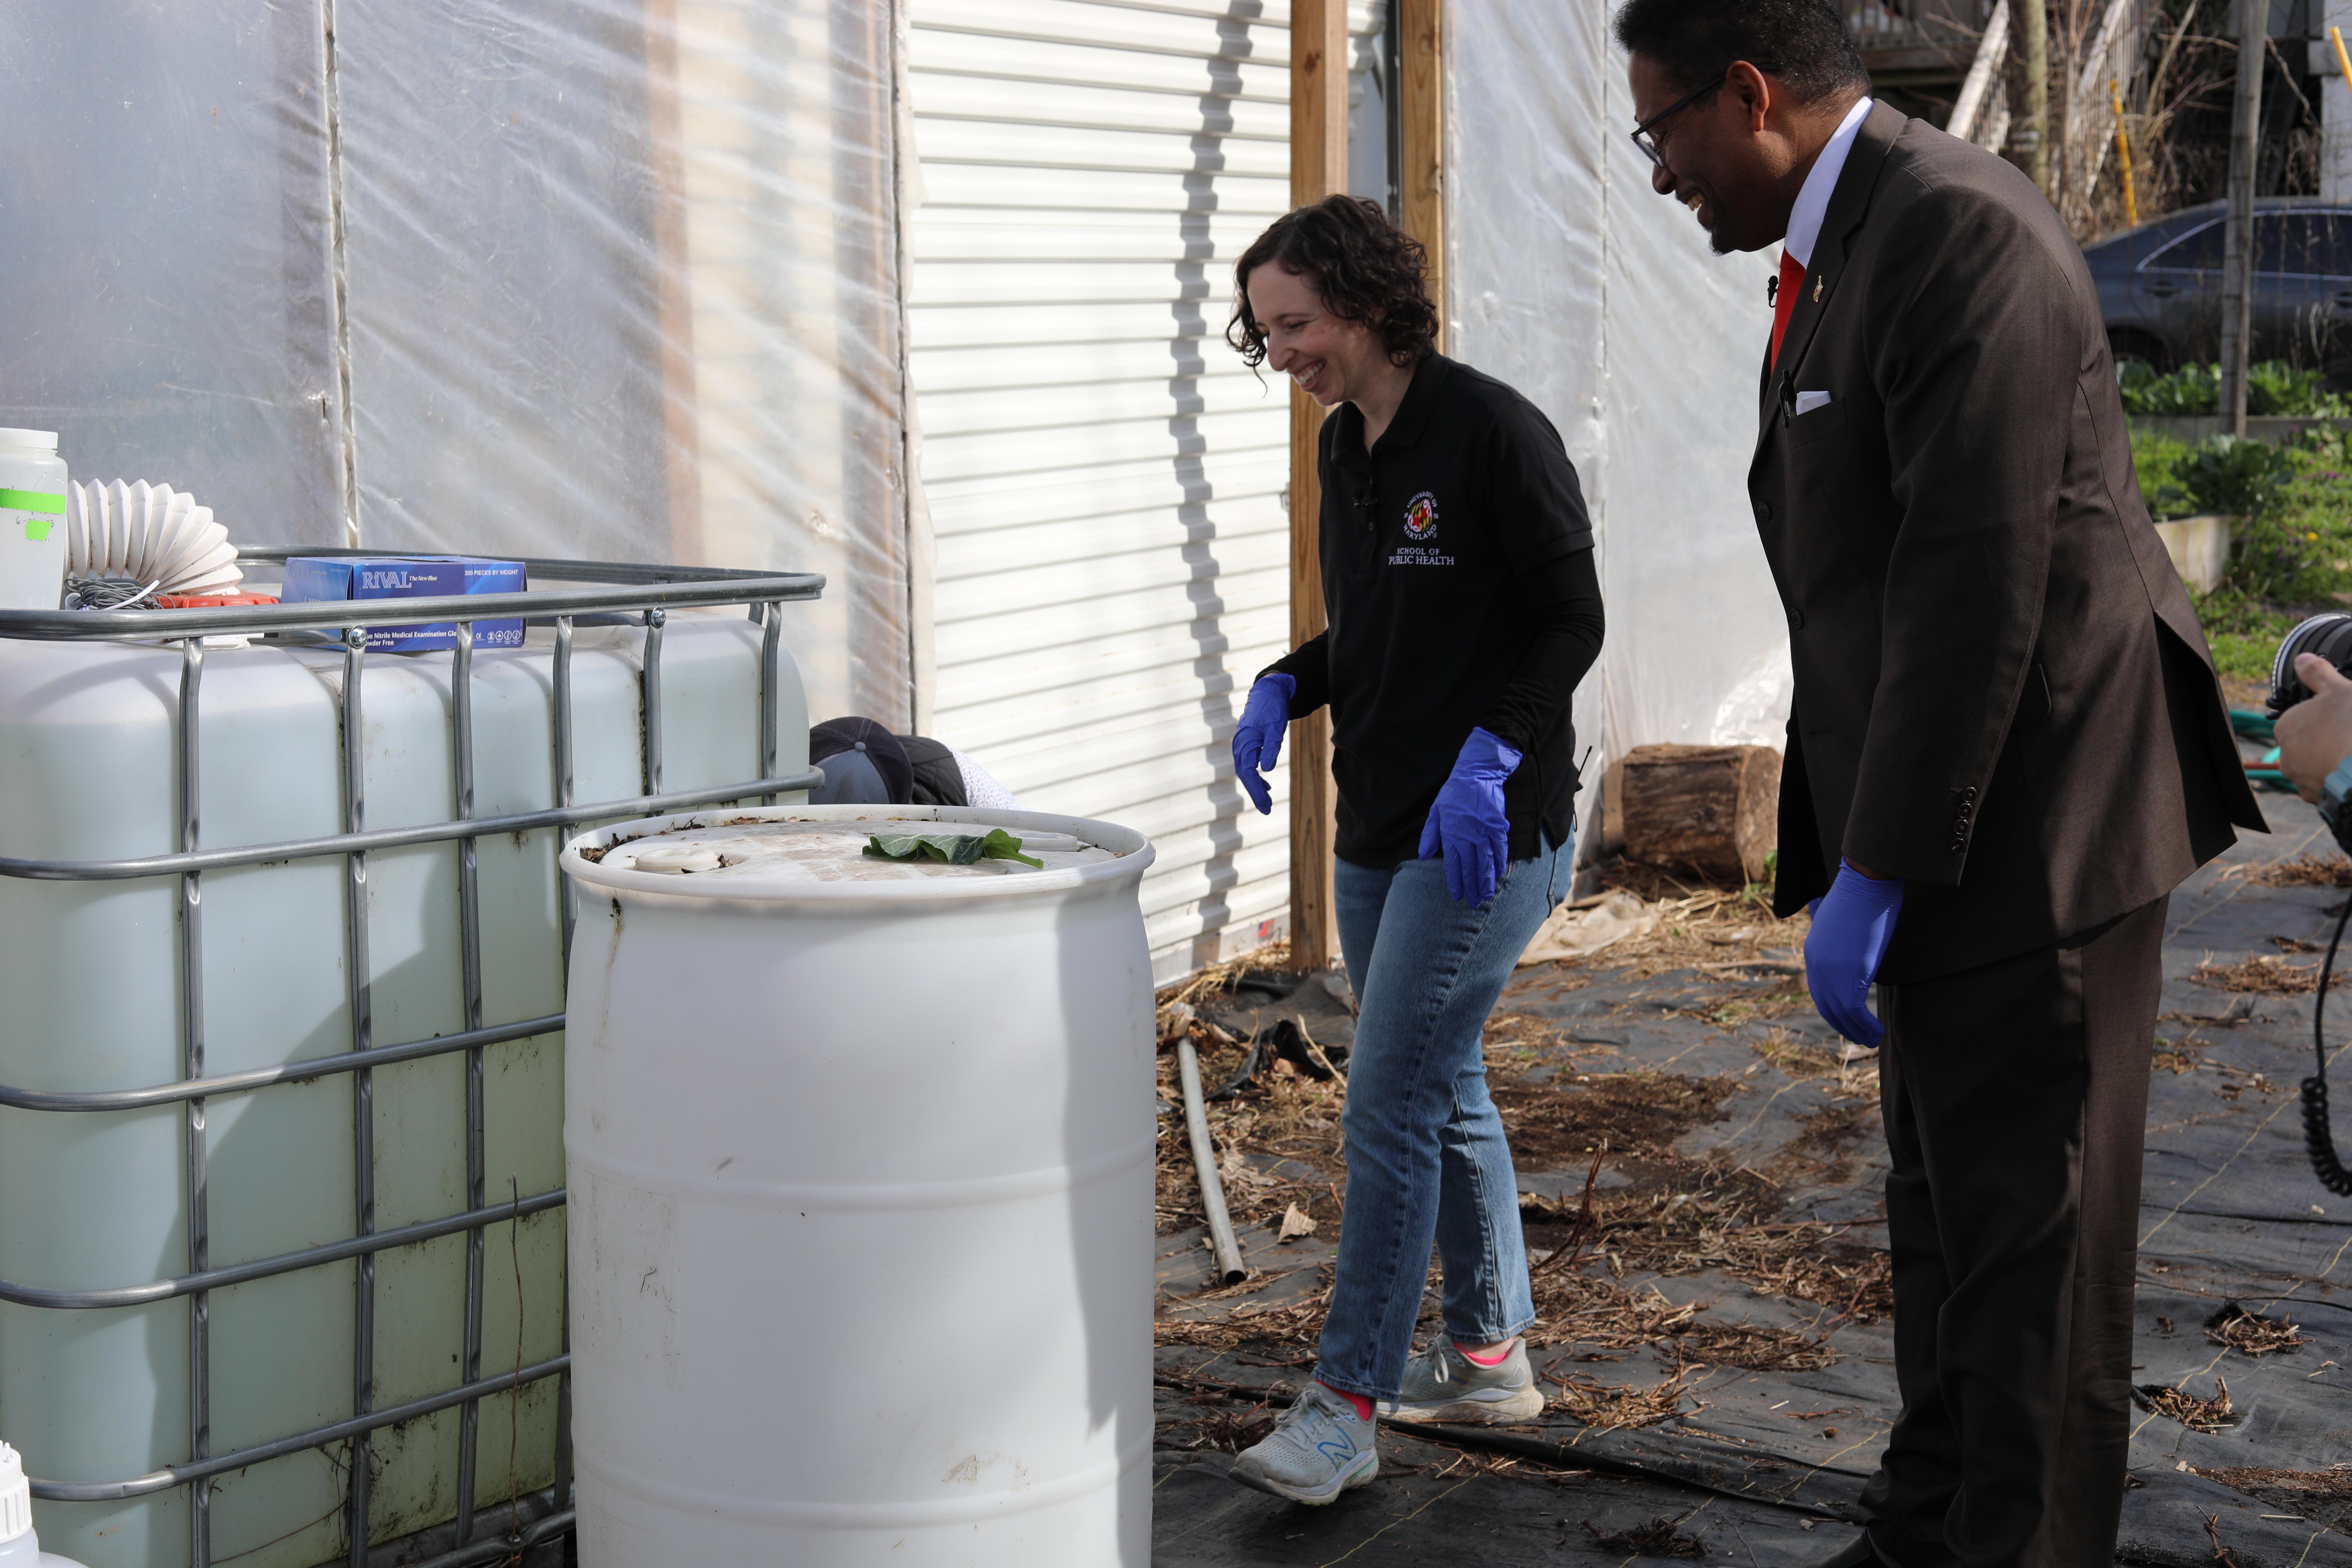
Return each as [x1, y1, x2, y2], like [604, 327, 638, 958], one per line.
[1176, 1037, 1250, 1286]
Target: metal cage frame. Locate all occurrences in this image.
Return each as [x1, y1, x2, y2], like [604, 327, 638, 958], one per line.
[0, 550, 826, 1568]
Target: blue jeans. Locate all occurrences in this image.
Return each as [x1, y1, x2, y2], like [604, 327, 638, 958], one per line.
[1313, 834, 1569, 1401]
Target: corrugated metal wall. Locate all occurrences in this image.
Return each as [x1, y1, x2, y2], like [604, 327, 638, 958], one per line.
[905, 0, 1317, 981]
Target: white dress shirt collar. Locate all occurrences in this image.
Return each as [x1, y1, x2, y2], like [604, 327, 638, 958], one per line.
[1783, 96, 1874, 269]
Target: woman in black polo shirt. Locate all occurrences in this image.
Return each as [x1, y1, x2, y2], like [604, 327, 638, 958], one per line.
[1219, 195, 1605, 1505]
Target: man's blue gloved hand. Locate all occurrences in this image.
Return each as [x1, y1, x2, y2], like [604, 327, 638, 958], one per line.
[1231, 674, 1296, 816]
[1803, 860, 1907, 1048]
[1417, 727, 1521, 907]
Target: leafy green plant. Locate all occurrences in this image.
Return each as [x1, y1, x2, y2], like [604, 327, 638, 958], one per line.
[2193, 589, 2302, 683]
[2186, 437, 2352, 606]
[2248, 361, 2351, 418]
[2181, 433, 2352, 679]
[2118, 359, 2351, 418]
[2132, 429, 2193, 518]
[2119, 360, 2220, 415]
[863, 829, 1043, 868]
[2171, 434, 2295, 518]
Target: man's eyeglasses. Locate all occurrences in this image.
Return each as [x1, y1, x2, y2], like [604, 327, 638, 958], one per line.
[1630, 74, 1723, 170]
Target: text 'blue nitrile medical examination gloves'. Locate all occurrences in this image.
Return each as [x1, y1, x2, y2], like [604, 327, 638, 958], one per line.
[1231, 673, 1296, 816]
[1417, 727, 1521, 908]
[1804, 860, 1907, 1048]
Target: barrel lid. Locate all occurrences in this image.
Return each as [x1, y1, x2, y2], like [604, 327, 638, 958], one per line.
[564, 806, 1147, 900]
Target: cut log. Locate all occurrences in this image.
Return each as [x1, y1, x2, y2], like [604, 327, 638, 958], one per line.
[1619, 743, 1781, 885]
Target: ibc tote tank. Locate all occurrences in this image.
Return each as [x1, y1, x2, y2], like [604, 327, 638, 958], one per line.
[561, 805, 1156, 1567]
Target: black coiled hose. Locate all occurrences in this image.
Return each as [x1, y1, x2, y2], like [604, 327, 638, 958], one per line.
[2306, 895, 2352, 1196]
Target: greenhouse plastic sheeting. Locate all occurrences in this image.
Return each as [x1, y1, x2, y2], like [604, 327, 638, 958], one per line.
[0, 0, 914, 723]
[1449, 0, 1793, 793]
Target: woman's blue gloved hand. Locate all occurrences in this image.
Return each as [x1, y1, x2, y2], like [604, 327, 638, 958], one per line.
[1231, 674, 1296, 815]
[1803, 860, 1906, 1048]
[1417, 727, 1521, 907]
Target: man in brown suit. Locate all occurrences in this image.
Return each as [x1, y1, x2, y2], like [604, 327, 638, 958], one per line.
[1615, 3, 2266, 1565]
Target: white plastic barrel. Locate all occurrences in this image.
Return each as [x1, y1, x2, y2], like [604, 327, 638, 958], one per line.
[561, 806, 1156, 1567]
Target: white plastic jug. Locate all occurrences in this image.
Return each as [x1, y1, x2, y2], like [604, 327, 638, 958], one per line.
[0, 431, 67, 612]
[0, 1444, 89, 1567]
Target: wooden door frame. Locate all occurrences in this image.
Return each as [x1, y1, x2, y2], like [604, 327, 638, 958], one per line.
[1287, 0, 1443, 971]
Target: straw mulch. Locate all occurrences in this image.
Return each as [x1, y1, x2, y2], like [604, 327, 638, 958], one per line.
[2134, 1377, 2237, 1433]
[1154, 885, 1895, 1367]
[1673, 1319, 1843, 1373]
[1158, 939, 1296, 1010]
[2190, 955, 2327, 994]
[2247, 853, 2352, 889]
[1560, 866, 1812, 1008]
[1547, 1363, 1701, 1433]
[2204, 1303, 2306, 1357]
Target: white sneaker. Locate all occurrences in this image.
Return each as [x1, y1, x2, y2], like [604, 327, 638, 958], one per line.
[1378, 1338, 1545, 1425]
[1227, 1383, 1379, 1504]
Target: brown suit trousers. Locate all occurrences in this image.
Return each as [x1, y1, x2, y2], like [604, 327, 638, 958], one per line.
[1868, 900, 2164, 1567]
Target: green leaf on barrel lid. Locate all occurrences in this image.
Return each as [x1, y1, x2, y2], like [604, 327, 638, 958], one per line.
[863, 830, 1044, 869]
[979, 828, 1045, 868]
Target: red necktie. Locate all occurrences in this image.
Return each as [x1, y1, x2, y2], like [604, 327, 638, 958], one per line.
[1770, 251, 1804, 369]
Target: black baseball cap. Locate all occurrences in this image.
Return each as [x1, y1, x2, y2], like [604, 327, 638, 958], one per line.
[809, 717, 913, 805]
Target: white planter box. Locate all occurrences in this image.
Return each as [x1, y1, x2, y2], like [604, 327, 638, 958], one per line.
[2153, 513, 2234, 594]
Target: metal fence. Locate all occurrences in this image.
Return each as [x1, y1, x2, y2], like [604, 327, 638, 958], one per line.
[0, 553, 825, 1568]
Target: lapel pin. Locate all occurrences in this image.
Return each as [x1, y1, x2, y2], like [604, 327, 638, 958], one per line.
[1812, 275, 1823, 302]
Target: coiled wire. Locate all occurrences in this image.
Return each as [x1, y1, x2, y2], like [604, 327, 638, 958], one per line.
[63, 577, 163, 611]
[2306, 895, 2352, 1195]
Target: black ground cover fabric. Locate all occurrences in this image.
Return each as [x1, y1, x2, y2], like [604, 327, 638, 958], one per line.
[1152, 819, 2352, 1565]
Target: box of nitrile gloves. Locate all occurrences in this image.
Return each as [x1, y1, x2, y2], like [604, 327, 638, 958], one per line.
[280, 556, 526, 651]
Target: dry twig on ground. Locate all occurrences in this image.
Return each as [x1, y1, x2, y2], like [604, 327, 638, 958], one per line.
[2190, 955, 2326, 994]
[1528, 1272, 1702, 1351]
[1555, 869, 1806, 986]
[1673, 1320, 1841, 1373]
[1582, 1514, 1707, 1557]
[2249, 854, 2352, 890]
[1548, 1364, 1700, 1434]
[2134, 1377, 2236, 1433]
[1157, 940, 1293, 1010]
[2204, 1303, 2305, 1357]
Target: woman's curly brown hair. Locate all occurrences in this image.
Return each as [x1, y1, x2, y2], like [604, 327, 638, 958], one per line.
[1227, 196, 1437, 370]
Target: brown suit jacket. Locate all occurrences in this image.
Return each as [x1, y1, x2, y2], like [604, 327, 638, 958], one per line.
[1750, 103, 2264, 983]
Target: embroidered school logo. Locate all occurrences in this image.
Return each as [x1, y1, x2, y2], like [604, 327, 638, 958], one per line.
[1402, 491, 1439, 540]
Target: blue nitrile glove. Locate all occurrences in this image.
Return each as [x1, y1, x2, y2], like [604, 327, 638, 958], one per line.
[1231, 674, 1296, 816]
[1417, 727, 1522, 907]
[1803, 860, 1907, 1048]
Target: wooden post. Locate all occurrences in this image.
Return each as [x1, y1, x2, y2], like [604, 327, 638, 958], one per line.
[2220, 0, 2263, 436]
[1287, 0, 1347, 972]
[1400, 0, 1444, 352]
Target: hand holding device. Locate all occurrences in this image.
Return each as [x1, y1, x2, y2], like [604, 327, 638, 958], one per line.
[1417, 727, 1521, 907]
[1231, 674, 1295, 816]
[2277, 651, 2352, 806]
[1804, 860, 1906, 1048]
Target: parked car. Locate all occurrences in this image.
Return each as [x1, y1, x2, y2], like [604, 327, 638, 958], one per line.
[2085, 197, 2352, 375]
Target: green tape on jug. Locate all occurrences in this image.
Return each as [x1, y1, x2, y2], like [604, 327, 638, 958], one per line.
[22, 518, 50, 540]
[0, 488, 66, 514]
